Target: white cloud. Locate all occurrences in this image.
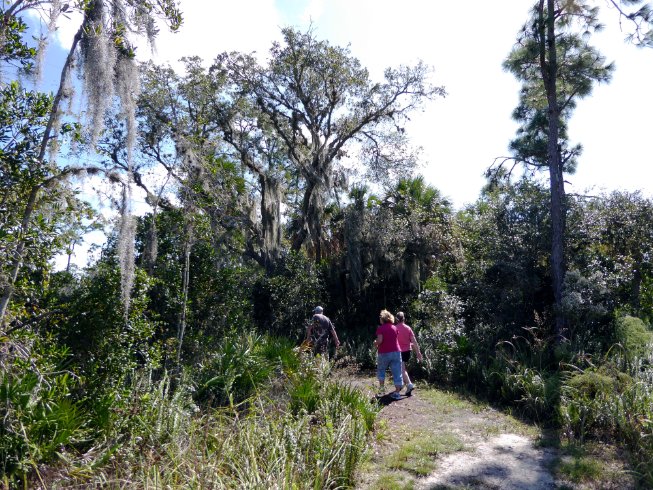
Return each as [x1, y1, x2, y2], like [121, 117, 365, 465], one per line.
[300, 0, 326, 25]
[141, 0, 284, 68]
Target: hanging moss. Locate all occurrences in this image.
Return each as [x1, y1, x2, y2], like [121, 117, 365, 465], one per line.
[117, 184, 135, 320]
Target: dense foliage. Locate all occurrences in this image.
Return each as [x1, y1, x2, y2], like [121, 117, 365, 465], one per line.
[1, 1, 653, 487]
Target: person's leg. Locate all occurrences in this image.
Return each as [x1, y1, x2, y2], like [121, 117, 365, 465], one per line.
[401, 351, 412, 385]
[377, 353, 391, 393]
[390, 352, 403, 396]
[314, 339, 328, 357]
[401, 350, 415, 394]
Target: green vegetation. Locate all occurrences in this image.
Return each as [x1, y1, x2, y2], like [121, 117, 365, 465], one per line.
[547, 441, 635, 488]
[559, 455, 604, 483]
[386, 432, 465, 475]
[2, 1, 653, 488]
[1, 335, 378, 487]
[369, 472, 415, 490]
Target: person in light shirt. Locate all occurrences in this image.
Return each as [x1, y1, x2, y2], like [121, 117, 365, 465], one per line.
[395, 311, 423, 396]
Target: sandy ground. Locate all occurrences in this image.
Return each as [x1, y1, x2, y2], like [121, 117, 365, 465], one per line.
[334, 366, 633, 489]
[417, 433, 557, 489]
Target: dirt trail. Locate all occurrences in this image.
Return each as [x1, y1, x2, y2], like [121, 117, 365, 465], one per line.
[418, 433, 557, 489]
[336, 368, 632, 490]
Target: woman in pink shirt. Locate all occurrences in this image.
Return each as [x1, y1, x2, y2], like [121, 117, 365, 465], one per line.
[395, 311, 423, 396]
[374, 309, 404, 400]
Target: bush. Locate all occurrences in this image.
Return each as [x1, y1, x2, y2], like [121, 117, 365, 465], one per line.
[614, 315, 653, 361]
[558, 358, 653, 487]
[194, 331, 301, 407]
[252, 252, 325, 339]
[561, 270, 614, 351]
[41, 356, 377, 489]
[0, 332, 89, 485]
[48, 264, 163, 397]
[486, 348, 559, 423]
[559, 368, 625, 441]
[410, 287, 471, 385]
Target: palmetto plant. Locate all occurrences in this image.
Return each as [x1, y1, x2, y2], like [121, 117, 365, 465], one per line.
[0, 334, 89, 486]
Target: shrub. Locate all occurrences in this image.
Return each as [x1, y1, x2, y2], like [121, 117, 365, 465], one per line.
[410, 287, 470, 385]
[0, 332, 90, 486]
[44, 357, 377, 489]
[614, 315, 653, 361]
[559, 369, 623, 441]
[558, 358, 653, 487]
[252, 252, 325, 339]
[194, 332, 301, 407]
[288, 374, 321, 414]
[48, 264, 163, 398]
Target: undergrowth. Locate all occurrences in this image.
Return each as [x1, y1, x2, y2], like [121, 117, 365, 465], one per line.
[1, 333, 379, 489]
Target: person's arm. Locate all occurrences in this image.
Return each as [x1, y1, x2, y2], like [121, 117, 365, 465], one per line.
[410, 331, 423, 362]
[330, 324, 340, 348]
[305, 323, 313, 341]
[373, 333, 383, 350]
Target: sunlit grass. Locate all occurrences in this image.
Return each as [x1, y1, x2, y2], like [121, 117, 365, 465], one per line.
[418, 388, 472, 414]
[558, 455, 603, 483]
[26, 351, 379, 489]
[547, 440, 637, 488]
[369, 472, 415, 490]
[385, 432, 465, 476]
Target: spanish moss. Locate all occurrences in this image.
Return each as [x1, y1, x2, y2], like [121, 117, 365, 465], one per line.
[117, 181, 135, 320]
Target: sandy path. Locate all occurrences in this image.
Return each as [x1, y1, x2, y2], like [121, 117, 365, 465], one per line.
[417, 432, 557, 489]
[336, 368, 561, 489]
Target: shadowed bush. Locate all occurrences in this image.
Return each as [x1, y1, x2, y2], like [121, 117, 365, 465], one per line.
[194, 331, 300, 407]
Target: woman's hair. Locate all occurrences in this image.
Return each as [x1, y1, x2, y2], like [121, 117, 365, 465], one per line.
[379, 309, 394, 324]
[396, 311, 405, 322]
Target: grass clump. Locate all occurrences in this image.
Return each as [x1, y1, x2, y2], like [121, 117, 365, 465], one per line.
[550, 441, 635, 488]
[558, 455, 603, 483]
[419, 388, 473, 414]
[369, 472, 415, 490]
[386, 432, 465, 476]
[615, 315, 653, 361]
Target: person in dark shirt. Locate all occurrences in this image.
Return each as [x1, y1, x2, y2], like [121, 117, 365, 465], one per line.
[305, 306, 340, 356]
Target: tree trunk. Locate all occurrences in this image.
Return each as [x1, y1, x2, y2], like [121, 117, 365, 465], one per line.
[38, 25, 83, 161]
[292, 176, 325, 262]
[176, 223, 193, 367]
[541, 0, 567, 340]
[260, 174, 282, 272]
[344, 197, 365, 293]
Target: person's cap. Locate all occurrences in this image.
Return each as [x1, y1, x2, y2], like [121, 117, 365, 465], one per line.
[313, 306, 323, 314]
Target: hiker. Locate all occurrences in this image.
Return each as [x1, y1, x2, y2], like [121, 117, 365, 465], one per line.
[395, 311, 423, 396]
[305, 306, 340, 356]
[374, 309, 403, 400]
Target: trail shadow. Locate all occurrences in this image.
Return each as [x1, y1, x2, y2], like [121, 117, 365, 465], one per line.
[422, 460, 554, 490]
[371, 393, 407, 406]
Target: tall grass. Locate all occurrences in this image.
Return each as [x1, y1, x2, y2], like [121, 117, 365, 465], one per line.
[21, 337, 378, 489]
[480, 323, 653, 487]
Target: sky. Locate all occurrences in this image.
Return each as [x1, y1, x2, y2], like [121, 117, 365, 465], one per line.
[128, 0, 653, 208]
[38, 0, 653, 266]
